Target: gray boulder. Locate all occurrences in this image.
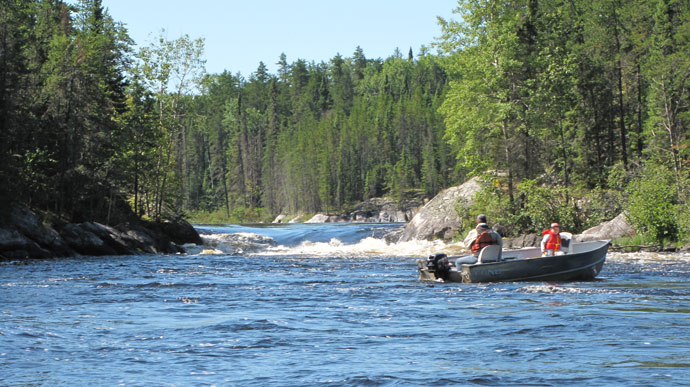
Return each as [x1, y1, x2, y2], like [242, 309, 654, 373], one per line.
[350, 197, 424, 223]
[0, 206, 73, 258]
[398, 177, 483, 241]
[116, 222, 175, 254]
[305, 195, 426, 223]
[272, 214, 287, 223]
[574, 212, 635, 242]
[0, 227, 52, 259]
[503, 234, 541, 249]
[60, 223, 119, 256]
[61, 221, 187, 256]
[0, 205, 198, 259]
[305, 213, 350, 223]
[146, 218, 203, 245]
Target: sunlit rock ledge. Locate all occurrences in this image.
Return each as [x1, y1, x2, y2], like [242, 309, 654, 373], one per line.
[398, 177, 483, 242]
[0, 205, 202, 260]
[273, 194, 428, 224]
[573, 212, 634, 242]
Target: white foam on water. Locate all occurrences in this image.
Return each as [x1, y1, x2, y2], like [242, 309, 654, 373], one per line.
[519, 284, 621, 294]
[608, 251, 690, 264]
[260, 237, 464, 258]
[186, 232, 277, 255]
[186, 231, 468, 258]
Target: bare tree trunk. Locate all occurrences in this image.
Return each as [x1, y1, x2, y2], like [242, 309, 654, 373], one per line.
[636, 63, 644, 160]
[612, 5, 628, 169]
[134, 153, 140, 217]
[660, 79, 683, 200]
[558, 117, 570, 204]
[502, 120, 514, 208]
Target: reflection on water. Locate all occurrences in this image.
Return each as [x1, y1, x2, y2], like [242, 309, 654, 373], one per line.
[1, 223, 689, 386]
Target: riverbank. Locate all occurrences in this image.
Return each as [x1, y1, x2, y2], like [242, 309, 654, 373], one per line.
[0, 205, 202, 260]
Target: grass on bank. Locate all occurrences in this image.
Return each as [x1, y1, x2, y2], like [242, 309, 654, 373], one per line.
[612, 234, 690, 252]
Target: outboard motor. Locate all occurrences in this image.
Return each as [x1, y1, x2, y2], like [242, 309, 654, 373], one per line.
[426, 253, 451, 281]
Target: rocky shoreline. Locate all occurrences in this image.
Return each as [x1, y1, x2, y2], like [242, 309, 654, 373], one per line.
[393, 179, 688, 251]
[3, 179, 685, 259]
[274, 194, 428, 224]
[391, 178, 645, 248]
[0, 205, 202, 260]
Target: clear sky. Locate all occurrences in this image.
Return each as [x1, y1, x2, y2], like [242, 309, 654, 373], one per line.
[99, 0, 458, 77]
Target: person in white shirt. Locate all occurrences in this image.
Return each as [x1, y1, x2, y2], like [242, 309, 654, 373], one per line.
[541, 222, 566, 256]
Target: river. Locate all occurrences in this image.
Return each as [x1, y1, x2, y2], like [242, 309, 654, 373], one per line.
[1, 223, 689, 386]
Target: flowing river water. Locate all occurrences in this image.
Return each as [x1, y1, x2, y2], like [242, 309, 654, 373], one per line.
[1, 223, 689, 386]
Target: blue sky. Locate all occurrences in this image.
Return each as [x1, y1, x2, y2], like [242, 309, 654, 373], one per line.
[100, 0, 458, 76]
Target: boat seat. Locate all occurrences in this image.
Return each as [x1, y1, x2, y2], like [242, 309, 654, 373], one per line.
[478, 244, 502, 263]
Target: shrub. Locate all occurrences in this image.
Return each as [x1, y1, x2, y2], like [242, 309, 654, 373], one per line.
[574, 187, 623, 232]
[626, 164, 679, 246]
[462, 175, 514, 235]
[676, 202, 690, 245]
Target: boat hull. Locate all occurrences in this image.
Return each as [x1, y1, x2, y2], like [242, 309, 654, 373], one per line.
[418, 240, 609, 283]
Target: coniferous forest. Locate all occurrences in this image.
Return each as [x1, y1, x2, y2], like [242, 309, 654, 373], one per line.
[1, 0, 689, 245]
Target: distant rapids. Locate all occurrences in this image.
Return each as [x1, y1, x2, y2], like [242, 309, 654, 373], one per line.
[188, 223, 466, 258]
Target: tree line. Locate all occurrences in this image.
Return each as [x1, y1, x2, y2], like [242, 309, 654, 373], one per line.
[1, 0, 688, 245]
[183, 47, 452, 220]
[437, 0, 689, 245]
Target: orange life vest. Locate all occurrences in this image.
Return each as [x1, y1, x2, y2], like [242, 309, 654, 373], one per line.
[471, 231, 497, 254]
[543, 229, 561, 251]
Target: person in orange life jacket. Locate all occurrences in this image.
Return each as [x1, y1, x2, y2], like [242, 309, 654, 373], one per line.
[455, 214, 503, 265]
[541, 222, 565, 256]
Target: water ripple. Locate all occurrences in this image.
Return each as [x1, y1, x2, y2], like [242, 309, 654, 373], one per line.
[1, 224, 690, 386]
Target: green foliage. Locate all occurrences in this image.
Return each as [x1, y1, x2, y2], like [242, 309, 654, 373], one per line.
[173, 45, 452, 220]
[575, 187, 624, 232]
[514, 180, 574, 234]
[461, 174, 624, 237]
[438, 0, 690, 193]
[613, 234, 658, 252]
[626, 164, 679, 245]
[188, 206, 272, 224]
[677, 202, 690, 245]
[3, 0, 690, 235]
[453, 196, 475, 237]
[437, 0, 689, 243]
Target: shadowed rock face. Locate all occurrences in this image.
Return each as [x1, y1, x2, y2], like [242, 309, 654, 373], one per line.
[1, 206, 201, 259]
[398, 177, 483, 242]
[503, 234, 541, 249]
